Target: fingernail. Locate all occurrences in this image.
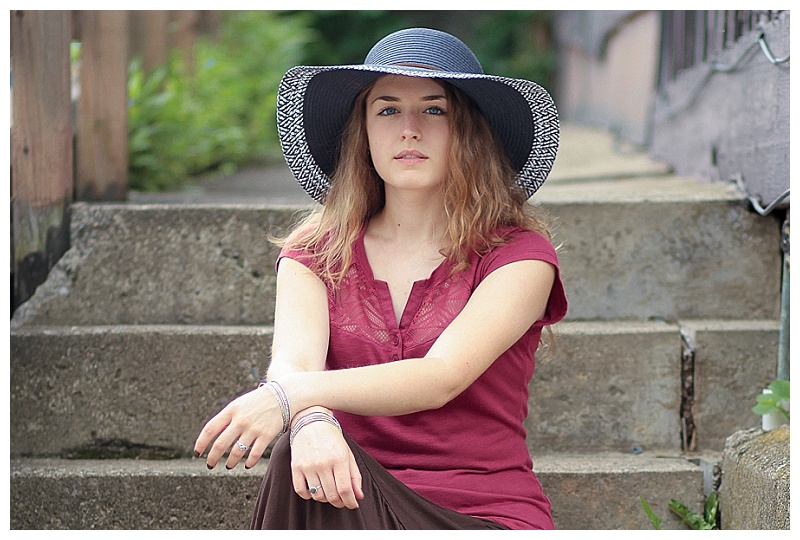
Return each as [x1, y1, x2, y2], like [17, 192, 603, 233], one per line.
[244, 464, 252, 470]
[226, 465, 232, 470]
[207, 463, 214, 470]
[193, 451, 200, 458]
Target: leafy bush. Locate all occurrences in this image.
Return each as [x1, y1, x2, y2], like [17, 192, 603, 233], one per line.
[127, 11, 313, 191]
[640, 493, 720, 530]
[753, 379, 790, 422]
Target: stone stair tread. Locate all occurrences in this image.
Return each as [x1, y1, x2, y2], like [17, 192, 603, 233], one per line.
[12, 187, 782, 327]
[535, 174, 743, 203]
[10, 450, 700, 476]
[10, 452, 708, 530]
[547, 124, 673, 182]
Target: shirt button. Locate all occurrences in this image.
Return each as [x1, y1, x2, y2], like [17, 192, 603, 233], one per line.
[391, 354, 399, 361]
[391, 335, 399, 346]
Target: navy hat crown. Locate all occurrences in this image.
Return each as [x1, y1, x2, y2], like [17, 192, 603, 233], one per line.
[364, 28, 484, 75]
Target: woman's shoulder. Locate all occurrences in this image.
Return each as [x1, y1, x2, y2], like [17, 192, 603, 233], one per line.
[473, 225, 560, 277]
[492, 225, 556, 254]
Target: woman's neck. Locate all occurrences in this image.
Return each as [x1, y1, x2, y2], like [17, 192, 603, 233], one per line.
[369, 191, 447, 249]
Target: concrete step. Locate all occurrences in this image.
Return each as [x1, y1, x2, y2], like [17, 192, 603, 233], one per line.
[11, 320, 778, 457]
[10, 451, 713, 530]
[531, 319, 779, 454]
[12, 177, 781, 328]
[10, 325, 271, 458]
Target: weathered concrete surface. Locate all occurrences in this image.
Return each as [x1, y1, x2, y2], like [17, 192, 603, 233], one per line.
[535, 178, 782, 321]
[682, 320, 781, 451]
[10, 325, 273, 457]
[720, 426, 790, 530]
[12, 322, 683, 458]
[11, 204, 312, 327]
[536, 451, 706, 530]
[10, 452, 705, 530]
[527, 321, 682, 452]
[10, 458, 269, 529]
[12, 181, 781, 327]
[13, 320, 778, 458]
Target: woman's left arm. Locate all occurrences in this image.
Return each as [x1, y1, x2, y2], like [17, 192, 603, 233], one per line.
[281, 258, 555, 417]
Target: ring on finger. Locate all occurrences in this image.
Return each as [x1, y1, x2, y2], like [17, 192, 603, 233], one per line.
[309, 485, 322, 495]
[236, 440, 249, 452]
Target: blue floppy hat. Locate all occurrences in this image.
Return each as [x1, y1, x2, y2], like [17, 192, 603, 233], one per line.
[277, 27, 559, 204]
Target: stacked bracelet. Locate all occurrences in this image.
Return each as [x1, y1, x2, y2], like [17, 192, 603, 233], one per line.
[290, 411, 342, 446]
[259, 380, 291, 434]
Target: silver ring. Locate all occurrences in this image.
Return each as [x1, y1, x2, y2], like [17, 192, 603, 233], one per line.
[236, 440, 249, 451]
[309, 485, 322, 495]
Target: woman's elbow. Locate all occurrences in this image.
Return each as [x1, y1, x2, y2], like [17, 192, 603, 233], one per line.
[424, 358, 467, 410]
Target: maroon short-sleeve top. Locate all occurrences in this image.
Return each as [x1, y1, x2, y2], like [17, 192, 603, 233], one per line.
[278, 225, 568, 529]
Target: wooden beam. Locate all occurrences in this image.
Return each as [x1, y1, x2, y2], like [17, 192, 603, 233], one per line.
[170, 10, 200, 70]
[129, 10, 169, 73]
[10, 10, 74, 312]
[74, 10, 129, 201]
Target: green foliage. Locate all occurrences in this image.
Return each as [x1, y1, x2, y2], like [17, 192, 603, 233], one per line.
[127, 11, 313, 191]
[640, 493, 719, 530]
[669, 492, 719, 530]
[753, 379, 790, 421]
[639, 496, 662, 530]
[470, 11, 557, 89]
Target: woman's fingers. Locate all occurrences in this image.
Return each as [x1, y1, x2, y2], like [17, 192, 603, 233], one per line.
[244, 437, 270, 469]
[206, 425, 240, 468]
[193, 409, 231, 461]
[332, 458, 360, 509]
[289, 425, 362, 509]
[195, 387, 282, 469]
[349, 448, 365, 501]
[224, 435, 256, 470]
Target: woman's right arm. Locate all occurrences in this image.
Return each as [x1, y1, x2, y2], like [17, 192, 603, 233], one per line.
[267, 256, 330, 379]
[195, 257, 330, 461]
[195, 256, 363, 509]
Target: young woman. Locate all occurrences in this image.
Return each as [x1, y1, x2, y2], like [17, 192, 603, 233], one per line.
[194, 27, 567, 530]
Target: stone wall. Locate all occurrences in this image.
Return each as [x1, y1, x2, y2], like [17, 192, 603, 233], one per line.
[720, 426, 790, 529]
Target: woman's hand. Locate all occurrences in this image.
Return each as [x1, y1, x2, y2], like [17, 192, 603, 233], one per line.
[194, 385, 284, 470]
[290, 415, 364, 510]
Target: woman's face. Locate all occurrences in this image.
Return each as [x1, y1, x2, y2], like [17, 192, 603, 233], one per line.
[365, 75, 451, 196]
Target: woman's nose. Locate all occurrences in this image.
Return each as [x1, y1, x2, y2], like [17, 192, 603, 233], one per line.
[401, 115, 421, 140]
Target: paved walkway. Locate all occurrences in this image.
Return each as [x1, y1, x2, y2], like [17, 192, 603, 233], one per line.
[127, 123, 676, 206]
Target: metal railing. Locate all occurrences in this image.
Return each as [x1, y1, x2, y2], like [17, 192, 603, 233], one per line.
[658, 10, 786, 86]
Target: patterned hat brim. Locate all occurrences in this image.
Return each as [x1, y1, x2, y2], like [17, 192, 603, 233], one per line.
[277, 64, 559, 204]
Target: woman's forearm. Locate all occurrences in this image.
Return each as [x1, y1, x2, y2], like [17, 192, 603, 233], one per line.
[278, 355, 460, 419]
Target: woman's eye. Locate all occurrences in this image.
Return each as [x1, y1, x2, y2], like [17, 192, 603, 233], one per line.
[378, 107, 398, 116]
[425, 106, 445, 115]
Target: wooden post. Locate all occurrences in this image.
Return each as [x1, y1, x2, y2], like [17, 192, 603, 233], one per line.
[197, 10, 223, 41]
[170, 10, 200, 70]
[74, 10, 129, 201]
[10, 10, 74, 313]
[129, 10, 169, 74]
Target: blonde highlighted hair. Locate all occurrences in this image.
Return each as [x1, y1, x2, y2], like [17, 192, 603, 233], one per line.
[275, 77, 552, 286]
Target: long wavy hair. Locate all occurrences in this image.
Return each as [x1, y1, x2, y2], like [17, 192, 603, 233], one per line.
[275, 77, 553, 286]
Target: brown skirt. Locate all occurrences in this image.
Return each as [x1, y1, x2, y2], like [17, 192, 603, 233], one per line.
[250, 431, 508, 530]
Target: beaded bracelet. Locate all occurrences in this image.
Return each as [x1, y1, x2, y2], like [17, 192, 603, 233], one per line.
[258, 380, 290, 434]
[289, 411, 342, 446]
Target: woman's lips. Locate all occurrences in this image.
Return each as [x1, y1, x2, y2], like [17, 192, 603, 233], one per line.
[395, 150, 427, 162]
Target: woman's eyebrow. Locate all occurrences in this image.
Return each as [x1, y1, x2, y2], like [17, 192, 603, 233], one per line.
[371, 94, 447, 104]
